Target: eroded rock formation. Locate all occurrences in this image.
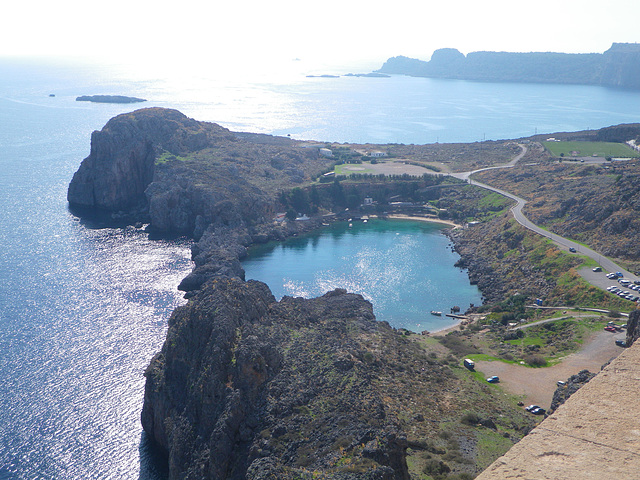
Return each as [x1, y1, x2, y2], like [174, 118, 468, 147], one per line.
[142, 279, 409, 479]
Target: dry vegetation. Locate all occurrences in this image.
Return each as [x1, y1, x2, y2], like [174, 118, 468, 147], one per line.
[475, 159, 640, 270]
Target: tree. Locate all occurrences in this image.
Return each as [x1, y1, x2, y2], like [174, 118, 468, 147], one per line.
[330, 180, 346, 208]
[289, 187, 309, 213]
[285, 208, 297, 220]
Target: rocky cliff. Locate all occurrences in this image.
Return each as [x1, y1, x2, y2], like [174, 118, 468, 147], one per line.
[142, 279, 409, 480]
[625, 309, 640, 347]
[141, 276, 535, 480]
[67, 108, 219, 213]
[378, 43, 640, 89]
[67, 108, 333, 236]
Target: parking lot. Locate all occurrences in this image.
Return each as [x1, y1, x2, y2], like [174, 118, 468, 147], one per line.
[474, 329, 626, 409]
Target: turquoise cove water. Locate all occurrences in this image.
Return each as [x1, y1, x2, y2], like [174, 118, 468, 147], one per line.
[243, 219, 482, 333]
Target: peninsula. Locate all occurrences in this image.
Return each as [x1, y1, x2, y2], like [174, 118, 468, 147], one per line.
[68, 108, 640, 479]
[377, 43, 640, 89]
[76, 94, 147, 104]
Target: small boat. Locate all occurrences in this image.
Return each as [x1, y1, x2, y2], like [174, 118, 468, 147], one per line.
[430, 310, 442, 316]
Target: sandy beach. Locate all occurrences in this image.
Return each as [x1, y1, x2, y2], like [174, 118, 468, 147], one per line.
[386, 214, 462, 229]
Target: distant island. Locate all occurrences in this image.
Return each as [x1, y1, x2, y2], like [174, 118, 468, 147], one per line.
[76, 95, 147, 104]
[344, 72, 390, 78]
[306, 73, 391, 78]
[377, 43, 640, 89]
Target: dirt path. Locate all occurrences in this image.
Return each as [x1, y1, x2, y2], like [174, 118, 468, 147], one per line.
[474, 330, 626, 409]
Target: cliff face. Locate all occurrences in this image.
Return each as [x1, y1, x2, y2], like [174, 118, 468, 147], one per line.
[67, 108, 220, 212]
[600, 43, 640, 89]
[378, 43, 640, 89]
[68, 108, 333, 237]
[142, 278, 409, 480]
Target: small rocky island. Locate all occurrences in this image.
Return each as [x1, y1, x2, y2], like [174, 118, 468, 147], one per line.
[76, 95, 147, 104]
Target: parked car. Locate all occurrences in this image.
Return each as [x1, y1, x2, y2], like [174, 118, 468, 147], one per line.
[616, 340, 626, 347]
[530, 407, 546, 415]
[604, 326, 617, 332]
[569, 247, 577, 253]
[557, 380, 566, 386]
[486, 376, 500, 383]
[525, 405, 540, 412]
[592, 267, 602, 272]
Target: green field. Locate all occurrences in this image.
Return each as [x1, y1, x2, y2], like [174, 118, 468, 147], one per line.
[543, 141, 640, 158]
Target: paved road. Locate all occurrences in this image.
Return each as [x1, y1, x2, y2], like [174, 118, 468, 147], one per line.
[459, 145, 640, 287]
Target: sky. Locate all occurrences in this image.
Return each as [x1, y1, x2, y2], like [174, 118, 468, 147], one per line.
[4, 0, 640, 74]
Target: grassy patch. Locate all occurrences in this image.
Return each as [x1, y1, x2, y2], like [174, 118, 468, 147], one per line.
[477, 191, 511, 210]
[155, 151, 191, 165]
[475, 429, 516, 472]
[543, 141, 640, 158]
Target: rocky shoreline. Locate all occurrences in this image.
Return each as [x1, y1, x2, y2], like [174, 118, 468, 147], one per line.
[67, 108, 542, 479]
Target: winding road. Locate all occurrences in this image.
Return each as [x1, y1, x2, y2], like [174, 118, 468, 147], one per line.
[455, 145, 639, 289]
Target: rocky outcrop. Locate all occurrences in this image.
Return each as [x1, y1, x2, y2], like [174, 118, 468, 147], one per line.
[624, 309, 640, 347]
[67, 108, 335, 239]
[548, 369, 596, 415]
[67, 108, 223, 212]
[142, 279, 409, 480]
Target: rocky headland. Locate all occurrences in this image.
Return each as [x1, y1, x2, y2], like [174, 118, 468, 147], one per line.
[69, 108, 640, 479]
[378, 43, 640, 89]
[142, 280, 409, 479]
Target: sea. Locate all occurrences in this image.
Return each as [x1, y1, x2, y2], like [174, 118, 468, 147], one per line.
[2, 56, 640, 479]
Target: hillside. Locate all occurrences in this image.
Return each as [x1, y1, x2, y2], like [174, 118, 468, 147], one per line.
[67, 108, 335, 236]
[378, 43, 640, 89]
[475, 155, 640, 272]
[142, 278, 535, 479]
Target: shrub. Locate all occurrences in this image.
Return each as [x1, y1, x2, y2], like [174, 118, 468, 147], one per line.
[524, 354, 547, 367]
[423, 459, 450, 476]
[460, 411, 481, 426]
